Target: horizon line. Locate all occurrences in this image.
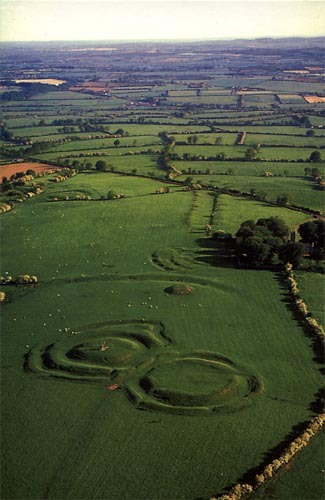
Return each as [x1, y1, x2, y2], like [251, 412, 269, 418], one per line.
[1, 35, 325, 44]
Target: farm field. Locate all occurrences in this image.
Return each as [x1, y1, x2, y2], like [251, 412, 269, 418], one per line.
[0, 38, 324, 500]
[0, 162, 61, 179]
[1, 179, 323, 499]
[213, 194, 308, 235]
[250, 431, 325, 500]
[295, 272, 325, 323]
[178, 174, 324, 212]
[174, 144, 321, 161]
[175, 160, 309, 177]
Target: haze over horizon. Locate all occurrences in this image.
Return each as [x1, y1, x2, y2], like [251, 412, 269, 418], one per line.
[0, 0, 324, 43]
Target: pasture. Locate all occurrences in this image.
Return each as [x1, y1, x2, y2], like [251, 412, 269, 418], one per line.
[1, 38, 324, 500]
[213, 194, 308, 235]
[1, 176, 323, 499]
[178, 174, 324, 212]
[295, 272, 325, 323]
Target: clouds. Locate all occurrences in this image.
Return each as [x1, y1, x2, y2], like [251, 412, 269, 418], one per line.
[0, 1, 324, 41]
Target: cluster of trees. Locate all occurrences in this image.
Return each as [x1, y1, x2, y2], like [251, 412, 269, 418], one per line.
[157, 132, 182, 178]
[0, 124, 14, 142]
[94, 160, 116, 172]
[1, 169, 37, 193]
[53, 169, 77, 183]
[0, 82, 58, 101]
[298, 219, 325, 260]
[304, 166, 323, 178]
[235, 217, 325, 268]
[22, 140, 59, 157]
[52, 118, 113, 134]
[236, 217, 304, 267]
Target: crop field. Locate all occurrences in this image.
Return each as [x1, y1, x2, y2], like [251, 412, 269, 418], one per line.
[0, 162, 61, 179]
[0, 38, 324, 500]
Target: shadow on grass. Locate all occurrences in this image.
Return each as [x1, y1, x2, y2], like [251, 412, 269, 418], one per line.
[206, 271, 324, 499]
[274, 272, 325, 368]
[195, 237, 236, 268]
[217, 385, 324, 498]
[235, 420, 310, 488]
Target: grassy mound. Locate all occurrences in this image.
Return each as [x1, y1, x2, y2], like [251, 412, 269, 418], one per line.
[126, 351, 263, 415]
[25, 320, 168, 384]
[165, 283, 195, 295]
[151, 247, 194, 271]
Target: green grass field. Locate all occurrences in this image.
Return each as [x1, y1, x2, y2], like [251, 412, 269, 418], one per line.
[44, 172, 177, 199]
[213, 194, 308, 235]
[1, 173, 323, 499]
[178, 174, 324, 212]
[1, 52, 324, 500]
[175, 160, 309, 177]
[295, 272, 325, 323]
[250, 431, 325, 500]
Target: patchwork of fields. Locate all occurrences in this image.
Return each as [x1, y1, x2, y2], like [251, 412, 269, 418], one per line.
[0, 39, 324, 500]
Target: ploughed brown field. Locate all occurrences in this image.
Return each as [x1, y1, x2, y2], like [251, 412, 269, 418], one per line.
[0, 162, 61, 181]
[303, 95, 325, 103]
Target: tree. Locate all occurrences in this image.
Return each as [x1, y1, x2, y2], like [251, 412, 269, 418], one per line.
[309, 151, 321, 163]
[236, 217, 290, 267]
[298, 220, 325, 248]
[257, 217, 289, 239]
[240, 236, 271, 265]
[236, 220, 256, 239]
[26, 169, 36, 176]
[245, 147, 257, 161]
[311, 167, 322, 179]
[279, 242, 304, 267]
[114, 139, 120, 146]
[306, 129, 315, 137]
[276, 194, 290, 206]
[95, 160, 107, 172]
[107, 190, 116, 200]
[1, 177, 11, 192]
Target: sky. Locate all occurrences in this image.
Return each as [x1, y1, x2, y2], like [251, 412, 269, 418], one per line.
[0, 0, 324, 42]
